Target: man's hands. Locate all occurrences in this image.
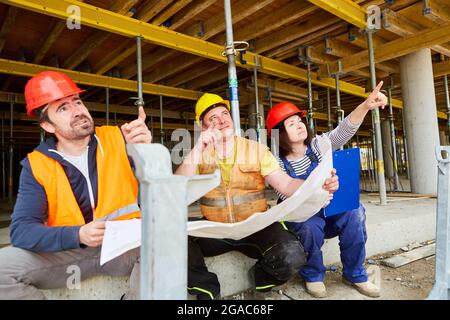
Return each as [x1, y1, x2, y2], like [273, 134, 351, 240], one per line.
[79, 221, 106, 247]
[322, 168, 339, 208]
[193, 124, 223, 153]
[363, 81, 387, 111]
[121, 106, 152, 144]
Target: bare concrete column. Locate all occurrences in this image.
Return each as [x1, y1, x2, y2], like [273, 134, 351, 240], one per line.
[381, 120, 394, 179]
[400, 48, 439, 194]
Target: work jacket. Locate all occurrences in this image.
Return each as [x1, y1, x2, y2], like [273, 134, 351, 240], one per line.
[198, 136, 267, 223]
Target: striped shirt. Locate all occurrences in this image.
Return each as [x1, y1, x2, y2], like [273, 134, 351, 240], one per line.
[276, 115, 360, 201]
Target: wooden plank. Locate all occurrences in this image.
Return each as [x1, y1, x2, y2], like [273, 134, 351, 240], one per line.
[126, 0, 277, 80]
[381, 244, 435, 268]
[383, 8, 450, 57]
[151, 0, 193, 26]
[368, 197, 434, 203]
[308, 0, 366, 29]
[322, 22, 450, 75]
[63, 0, 139, 70]
[0, 6, 19, 53]
[170, 0, 217, 30]
[433, 59, 450, 77]
[212, 1, 317, 45]
[134, 0, 173, 22]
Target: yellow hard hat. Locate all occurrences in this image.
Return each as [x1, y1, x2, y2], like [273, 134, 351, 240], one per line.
[195, 93, 230, 125]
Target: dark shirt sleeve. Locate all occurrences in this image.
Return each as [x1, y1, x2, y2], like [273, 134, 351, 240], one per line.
[9, 159, 82, 252]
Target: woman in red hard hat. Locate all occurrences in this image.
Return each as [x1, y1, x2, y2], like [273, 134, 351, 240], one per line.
[0, 71, 152, 299]
[266, 81, 387, 299]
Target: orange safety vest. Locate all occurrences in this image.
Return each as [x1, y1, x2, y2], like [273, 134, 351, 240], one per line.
[198, 136, 268, 223]
[28, 126, 141, 227]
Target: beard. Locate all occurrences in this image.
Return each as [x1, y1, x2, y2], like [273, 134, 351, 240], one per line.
[58, 115, 95, 140]
[71, 115, 94, 138]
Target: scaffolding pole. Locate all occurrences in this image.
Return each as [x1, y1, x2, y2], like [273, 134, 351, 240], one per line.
[326, 88, 332, 131]
[367, 29, 387, 205]
[267, 86, 273, 109]
[129, 144, 220, 300]
[306, 61, 315, 133]
[333, 61, 344, 150]
[427, 146, 450, 300]
[135, 36, 145, 109]
[387, 80, 400, 191]
[105, 87, 110, 125]
[253, 56, 261, 143]
[160, 95, 164, 145]
[444, 74, 450, 144]
[224, 0, 241, 136]
[1, 112, 4, 199]
[401, 110, 410, 180]
[9, 98, 13, 203]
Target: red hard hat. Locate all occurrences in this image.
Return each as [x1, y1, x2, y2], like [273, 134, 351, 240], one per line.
[24, 71, 85, 117]
[266, 101, 306, 136]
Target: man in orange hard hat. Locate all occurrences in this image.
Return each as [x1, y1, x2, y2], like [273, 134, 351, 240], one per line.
[176, 93, 339, 299]
[0, 71, 152, 299]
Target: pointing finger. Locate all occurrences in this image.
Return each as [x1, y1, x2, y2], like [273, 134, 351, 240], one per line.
[138, 106, 146, 121]
[371, 81, 383, 97]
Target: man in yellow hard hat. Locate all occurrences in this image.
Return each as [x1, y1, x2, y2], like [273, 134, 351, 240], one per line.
[176, 93, 339, 299]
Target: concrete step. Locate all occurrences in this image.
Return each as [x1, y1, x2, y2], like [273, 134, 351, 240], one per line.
[38, 196, 436, 299]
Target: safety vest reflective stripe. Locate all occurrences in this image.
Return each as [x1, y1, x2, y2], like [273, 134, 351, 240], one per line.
[200, 191, 265, 207]
[96, 202, 140, 221]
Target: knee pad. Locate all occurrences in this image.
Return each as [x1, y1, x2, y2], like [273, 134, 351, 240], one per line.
[261, 240, 306, 280]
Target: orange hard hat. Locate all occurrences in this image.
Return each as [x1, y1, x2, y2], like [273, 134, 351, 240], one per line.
[24, 71, 85, 117]
[266, 101, 306, 136]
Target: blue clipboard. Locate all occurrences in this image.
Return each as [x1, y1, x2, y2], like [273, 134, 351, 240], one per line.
[323, 148, 360, 217]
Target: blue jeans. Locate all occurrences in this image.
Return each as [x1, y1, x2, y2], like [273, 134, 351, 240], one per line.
[288, 204, 368, 283]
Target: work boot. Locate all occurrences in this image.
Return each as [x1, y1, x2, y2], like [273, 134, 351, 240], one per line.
[305, 281, 327, 298]
[342, 278, 380, 298]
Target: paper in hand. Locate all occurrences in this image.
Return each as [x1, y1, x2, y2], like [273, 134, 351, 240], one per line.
[100, 219, 141, 266]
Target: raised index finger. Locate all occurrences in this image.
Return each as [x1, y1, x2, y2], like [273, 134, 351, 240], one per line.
[138, 106, 146, 121]
[370, 81, 384, 97]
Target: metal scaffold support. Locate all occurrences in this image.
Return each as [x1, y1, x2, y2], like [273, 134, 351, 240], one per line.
[134, 36, 145, 110]
[387, 78, 400, 191]
[298, 47, 315, 133]
[444, 74, 450, 144]
[105, 87, 110, 125]
[266, 85, 278, 156]
[331, 60, 344, 150]
[8, 97, 13, 203]
[1, 112, 5, 199]
[127, 144, 220, 299]
[427, 146, 450, 300]
[159, 95, 164, 145]
[223, 0, 247, 137]
[366, 29, 387, 205]
[326, 88, 333, 132]
[267, 86, 273, 109]
[306, 61, 315, 133]
[252, 55, 262, 143]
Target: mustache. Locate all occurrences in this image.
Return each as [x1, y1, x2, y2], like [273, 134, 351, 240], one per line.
[70, 115, 92, 127]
